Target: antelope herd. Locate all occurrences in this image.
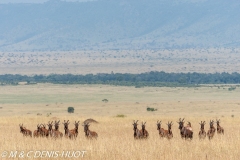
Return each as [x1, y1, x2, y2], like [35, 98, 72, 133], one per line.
[19, 120, 98, 139]
[19, 118, 224, 140]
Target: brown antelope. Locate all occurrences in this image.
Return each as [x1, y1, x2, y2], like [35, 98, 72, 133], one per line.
[157, 120, 166, 138]
[198, 121, 206, 139]
[33, 124, 42, 138]
[63, 120, 73, 139]
[83, 122, 98, 139]
[166, 121, 173, 139]
[52, 120, 63, 138]
[140, 122, 149, 138]
[19, 124, 32, 137]
[177, 118, 193, 140]
[40, 124, 49, 137]
[47, 121, 54, 137]
[69, 121, 80, 138]
[207, 120, 216, 140]
[133, 120, 142, 139]
[216, 119, 224, 134]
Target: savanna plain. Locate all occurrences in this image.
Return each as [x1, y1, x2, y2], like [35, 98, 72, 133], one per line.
[0, 84, 240, 160]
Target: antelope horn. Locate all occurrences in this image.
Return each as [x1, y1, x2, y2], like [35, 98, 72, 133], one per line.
[144, 122, 146, 125]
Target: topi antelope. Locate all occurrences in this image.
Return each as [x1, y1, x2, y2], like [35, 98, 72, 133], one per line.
[33, 124, 42, 138]
[63, 120, 73, 139]
[207, 120, 216, 140]
[40, 124, 49, 137]
[47, 121, 54, 137]
[69, 121, 80, 138]
[19, 124, 32, 137]
[52, 120, 63, 138]
[133, 120, 142, 139]
[83, 122, 98, 139]
[177, 118, 193, 140]
[157, 120, 166, 138]
[198, 121, 206, 139]
[216, 119, 224, 134]
[166, 121, 173, 139]
[140, 122, 149, 139]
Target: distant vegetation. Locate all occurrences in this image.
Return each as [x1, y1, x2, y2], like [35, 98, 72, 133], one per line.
[1, 72, 240, 87]
[67, 107, 74, 113]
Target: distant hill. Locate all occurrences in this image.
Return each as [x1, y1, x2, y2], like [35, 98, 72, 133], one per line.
[0, 0, 240, 51]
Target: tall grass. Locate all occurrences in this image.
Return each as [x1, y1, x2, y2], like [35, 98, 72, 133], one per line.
[0, 116, 239, 160]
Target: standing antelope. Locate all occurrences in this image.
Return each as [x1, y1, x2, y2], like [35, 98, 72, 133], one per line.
[157, 120, 166, 138]
[33, 124, 42, 138]
[177, 118, 193, 140]
[207, 120, 215, 140]
[140, 122, 149, 138]
[198, 121, 206, 139]
[52, 120, 63, 138]
[19, 124, 32, 137]
[63, 120, 73, 139]
[47, 121, 54, 137]
[216, 119, 224, 134]
[166, 121, 173, 139]
[69, 121, 80, 138]
[41, 124, 49, 137]
[83, 122, 98, 139]
[133, 120, 142, 139]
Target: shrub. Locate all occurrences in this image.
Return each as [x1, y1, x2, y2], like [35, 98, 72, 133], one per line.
[228, 87, 236, 91]
[68, 107, 74, 113]
[147, 107, 157, 111]
[102, 99, 108, 103]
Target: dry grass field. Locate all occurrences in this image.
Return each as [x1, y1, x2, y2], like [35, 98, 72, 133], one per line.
[1, 48, 240, 75]
[0, 84, 240, 160]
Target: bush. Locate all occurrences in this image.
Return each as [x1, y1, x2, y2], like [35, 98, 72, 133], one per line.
[228, 87, 236, 91]
[147, 107, 157, 111]
[68, 107, 74, 113]
[102, 99, 108, 103]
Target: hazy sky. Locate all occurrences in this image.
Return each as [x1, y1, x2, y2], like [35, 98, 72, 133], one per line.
[0, 0, 93, 3]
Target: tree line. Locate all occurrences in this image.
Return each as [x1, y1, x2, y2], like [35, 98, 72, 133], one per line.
[0, 72, 240, 87]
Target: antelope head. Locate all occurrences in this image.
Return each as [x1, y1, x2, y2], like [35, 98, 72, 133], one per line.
[199, 121, 205, 130]
[177, 118, 185, 129]
[63, 120, 70, 130]
[47, 121, 53, 131]
[216, 119, 220, 126]
[132, 120, 139, 131]
[74, 121, 80, 130]
[156, 120, 162, 130]
[141, 122, 146, 131]
[19, 124, 24, 133]
[166, 121, 173, 130]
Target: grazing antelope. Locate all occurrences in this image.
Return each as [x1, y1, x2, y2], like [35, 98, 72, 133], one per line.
[52, 120, 63, 138]
[198, 121, 206, 139]
[133, 120, 142, 139]
[19, 124, 32, 137]
[83, 122, 98, 139]
[33, 124, 42, 138]
[216, 119, 224, 134]
[69, 121, 80, 138]
[157, 120, 166, 138]
[166, 121, 173, 139]
[63, 120, 73, 139]
[140, 122, 149, 138]
[207, 120, 216, 140]
[47, 121, 54, 137]
[177, 118, 193, 140]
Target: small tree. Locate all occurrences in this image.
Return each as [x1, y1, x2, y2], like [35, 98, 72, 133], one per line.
[68, 107, 74, 113]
